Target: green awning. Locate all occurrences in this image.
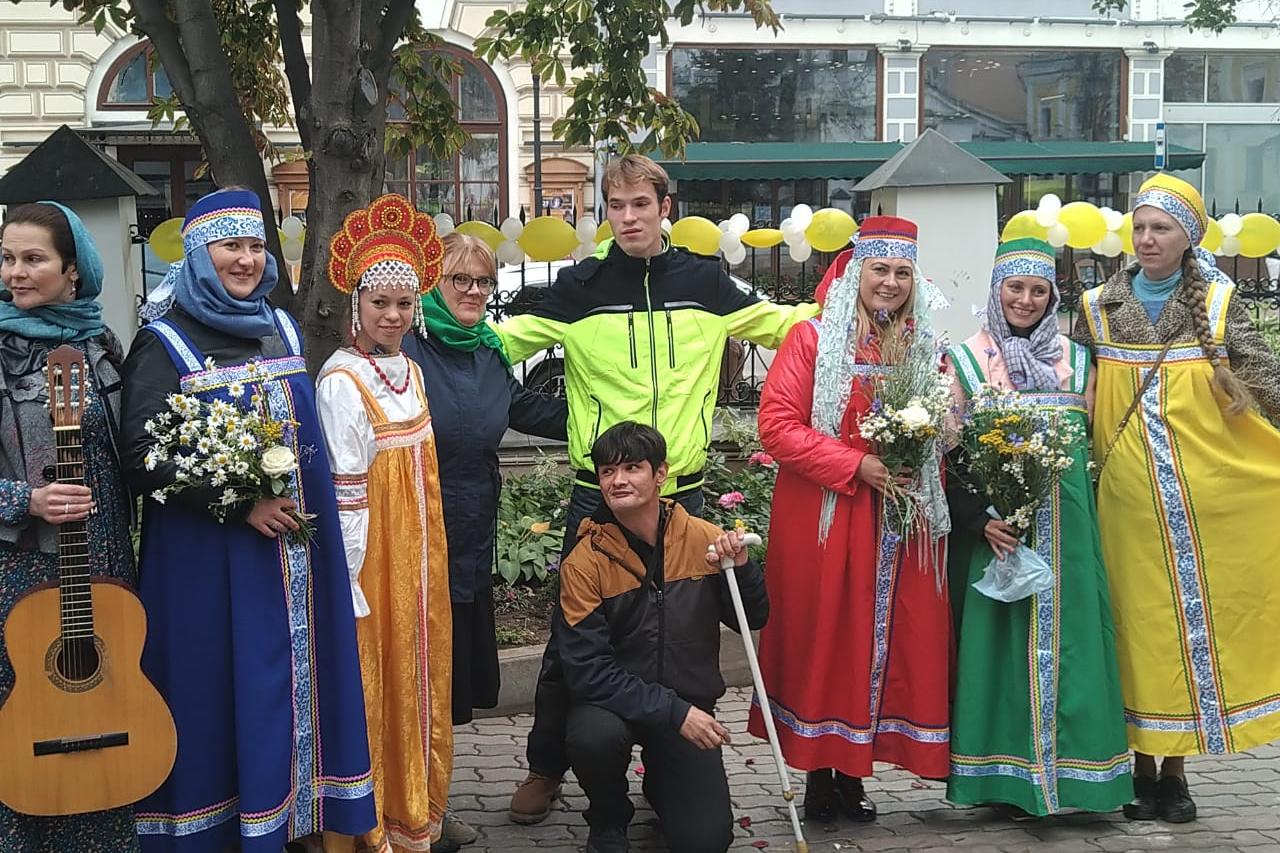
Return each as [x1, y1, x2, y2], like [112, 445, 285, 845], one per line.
[659, 140, 1205, 181]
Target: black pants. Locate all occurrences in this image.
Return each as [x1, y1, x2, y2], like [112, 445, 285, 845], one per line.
[565, 704, 733, 853]
[525, 483, 705, 778]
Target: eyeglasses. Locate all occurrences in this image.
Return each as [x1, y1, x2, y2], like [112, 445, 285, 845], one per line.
[449, 272, 496, 294]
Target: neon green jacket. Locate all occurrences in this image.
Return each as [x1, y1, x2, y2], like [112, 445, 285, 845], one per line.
[497, 240, 819, 494]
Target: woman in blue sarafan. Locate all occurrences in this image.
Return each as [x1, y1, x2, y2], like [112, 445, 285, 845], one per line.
[119, 189, 376, 853]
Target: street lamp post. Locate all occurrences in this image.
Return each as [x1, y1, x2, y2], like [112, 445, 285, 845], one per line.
[532, 71, 544, 215]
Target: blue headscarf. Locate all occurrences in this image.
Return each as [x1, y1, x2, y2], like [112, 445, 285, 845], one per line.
[0, 201, 105, 342]
[141, 188, 278, 339]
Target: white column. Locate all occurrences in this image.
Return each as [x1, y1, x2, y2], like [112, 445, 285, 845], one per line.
[1125, 49, 1171, 143]
[878, 44, 928, 143]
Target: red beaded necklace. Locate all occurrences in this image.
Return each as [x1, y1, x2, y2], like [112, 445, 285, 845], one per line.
[351, 343, 411, 395]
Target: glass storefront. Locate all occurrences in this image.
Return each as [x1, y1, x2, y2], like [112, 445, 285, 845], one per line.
[1165, 52, 1280, 104]
[1163, 123, 1280, 213]
[671, 47, 878, 143]
[923, 49, 1122, 142]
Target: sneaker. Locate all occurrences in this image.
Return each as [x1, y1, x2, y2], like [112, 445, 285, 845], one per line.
[1123, 774, 1159, 821]
[1157, 774, 1197, 823]
[584, 824, 630, 853]
[834, 772, 877, 823]
[442, 809, 479, 846]
[509, 771, 562, 825]
[803, 769, 838, 822]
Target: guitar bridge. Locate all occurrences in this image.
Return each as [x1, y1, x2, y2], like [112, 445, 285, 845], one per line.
[32, 731, 129, 756]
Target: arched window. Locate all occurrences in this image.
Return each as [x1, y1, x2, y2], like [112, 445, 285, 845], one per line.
[385, 47, 507, 224]
[98, 42, 172, 109]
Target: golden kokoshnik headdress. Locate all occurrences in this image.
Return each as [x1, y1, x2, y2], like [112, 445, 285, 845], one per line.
[327, 193, 445, 338]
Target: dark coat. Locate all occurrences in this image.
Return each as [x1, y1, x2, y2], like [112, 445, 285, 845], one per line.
[402, 331, 567, 603]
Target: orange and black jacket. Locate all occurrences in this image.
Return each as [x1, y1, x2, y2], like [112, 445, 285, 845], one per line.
[555, 500, 769, 729]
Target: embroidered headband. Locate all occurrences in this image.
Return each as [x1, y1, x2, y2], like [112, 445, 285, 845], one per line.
[991, 237, 1056, 288]
[359, 259, 421, 291]
[851, 215, 918, 262]
[181, 189, 266, 255]
[327, 194, 443, 297]
[1132, 172, 1208, 247]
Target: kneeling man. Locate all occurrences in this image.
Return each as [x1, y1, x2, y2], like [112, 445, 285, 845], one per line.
[556, 421, 769, 853]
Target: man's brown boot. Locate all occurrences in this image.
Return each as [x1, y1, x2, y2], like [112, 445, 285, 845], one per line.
[509, 772, 562, 824]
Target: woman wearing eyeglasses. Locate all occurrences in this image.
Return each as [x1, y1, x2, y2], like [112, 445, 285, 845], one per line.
[402, 232, 566, 847]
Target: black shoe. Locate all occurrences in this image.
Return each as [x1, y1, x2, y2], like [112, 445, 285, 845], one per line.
[803, 769, 839, 822]
[834, 772, 877, 823]
[585, 824, 630, 853]
[1157, 775, 1197, 823]
[1123, 774, 1159, 821]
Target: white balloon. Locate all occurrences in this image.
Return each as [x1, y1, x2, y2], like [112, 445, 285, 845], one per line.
[718, 219, 730, 232]
[1097, 232, 1123, 257]
[433, 213, 455, 237]
[1101, 208, 1125, 232]
[728, 212, 751, 237]
[783, 228, 807, 248]
[575, 217, 597, 242]
[497, 240, 525, 265]
[281, 237, 304, 264]
[779, 217, 795, 233]
[725, 244, 748, 266]
[1035, 206, 1059, 228]
[1047, 223, 1069, 248]
[719, 231, 741, 254]
[571, 244, 592, 262]
[1219, 213, 1243, 237]
[280, 215, 304, 239]
[661, 218, 673, 233]
[1038, 193, 1062, 214]
[788, 242, 813, 263]
[1220, 235, 1242, 256]
[500, 217, 524, 240]
[790, 204, 814, 231]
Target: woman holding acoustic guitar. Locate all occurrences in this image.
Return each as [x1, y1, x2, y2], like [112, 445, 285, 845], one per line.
[0, 202, 138, 850]
[120, 189, 376, 853]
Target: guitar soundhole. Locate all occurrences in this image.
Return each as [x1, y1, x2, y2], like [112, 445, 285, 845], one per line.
[44, 636, 104, 692]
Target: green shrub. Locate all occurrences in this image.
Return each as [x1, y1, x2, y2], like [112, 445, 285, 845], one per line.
[702, 409, 776, 564]
[494, 453, 571, 586]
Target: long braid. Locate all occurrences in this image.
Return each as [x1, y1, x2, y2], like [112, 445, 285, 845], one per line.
[1181, 249, 1252, 415]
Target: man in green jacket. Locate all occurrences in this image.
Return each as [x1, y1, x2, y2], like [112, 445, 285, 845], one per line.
[501, 154, 817, 824]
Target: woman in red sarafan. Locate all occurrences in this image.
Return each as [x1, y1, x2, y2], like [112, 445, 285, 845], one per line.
[747, 216, 953, 823]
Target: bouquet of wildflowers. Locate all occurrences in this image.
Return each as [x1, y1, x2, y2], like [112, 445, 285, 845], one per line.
[142, 360, 315, 542]
[856, 314, 954, 542]
[957, 385, 1082, 537]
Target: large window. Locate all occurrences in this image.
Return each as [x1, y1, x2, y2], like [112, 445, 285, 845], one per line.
[1163, 52, 1280, 103]
[385, 50, 506, 223]
[99, 42, 172, 109]
[671, 47, 878, 143]
[1164, 123, 1280, 213]
[923, 50, 1122, 142]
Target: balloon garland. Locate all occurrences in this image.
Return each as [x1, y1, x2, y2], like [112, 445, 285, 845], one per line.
[1005, 193, 1280, 259]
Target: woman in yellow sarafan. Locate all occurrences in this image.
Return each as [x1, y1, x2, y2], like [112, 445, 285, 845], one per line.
[1073, 173, 1280, 824]
[316, 194, 453, 852]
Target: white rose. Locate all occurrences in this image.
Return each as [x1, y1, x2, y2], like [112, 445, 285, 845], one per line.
[261, 445, 298, 478]
[897, 404, 932, 431]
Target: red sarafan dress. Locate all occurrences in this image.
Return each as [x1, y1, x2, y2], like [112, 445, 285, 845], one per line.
[747, 252, 952, 779]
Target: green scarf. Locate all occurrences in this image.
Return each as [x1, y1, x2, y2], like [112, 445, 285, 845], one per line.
[420, 287, 510, 366]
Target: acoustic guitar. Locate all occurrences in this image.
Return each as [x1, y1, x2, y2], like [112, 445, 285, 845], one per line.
[0, 345, 176, 816]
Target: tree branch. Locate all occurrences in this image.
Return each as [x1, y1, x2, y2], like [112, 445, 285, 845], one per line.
[369, 0, 415, 77]
[274, 0, 313, 149]
[131, 0, 197, 106]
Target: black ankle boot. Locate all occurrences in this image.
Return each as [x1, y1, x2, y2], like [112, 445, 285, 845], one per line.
[1157, 774, 1197, 823]
[803, 769, 838, 822]
[835, 771, 877, 823]
[1123, 774, 1158, 821]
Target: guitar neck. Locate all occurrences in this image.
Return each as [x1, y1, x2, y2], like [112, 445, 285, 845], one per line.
[54, 424, 93, 642]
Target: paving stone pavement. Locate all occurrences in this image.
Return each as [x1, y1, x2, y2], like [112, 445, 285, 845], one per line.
[450, 687, 1280, 853]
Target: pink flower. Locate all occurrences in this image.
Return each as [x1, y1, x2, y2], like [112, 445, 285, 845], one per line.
[748, 451, 774, 466]
[717, 491, 745, 509]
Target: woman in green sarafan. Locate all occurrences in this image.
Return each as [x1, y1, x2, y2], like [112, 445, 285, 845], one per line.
[943, 237, 1131, 816]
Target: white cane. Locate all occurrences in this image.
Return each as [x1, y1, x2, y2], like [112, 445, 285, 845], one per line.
[710, 534, 808, 852]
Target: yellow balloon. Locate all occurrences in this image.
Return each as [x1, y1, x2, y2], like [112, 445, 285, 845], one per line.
[1000, 210, 1049, 242]
[148, 217, 185, 264]
[741, 228, 784, 249]
[1236, 212, 1280, 258]
[669, 216, 722, 256]
[805, 208, 857, 253]
[1200, 218, 1224, 253]
[1058, 201, 1107, 250]
[455, 220, 505, 252]
[519, 216, 580, 262]
[595, 221, 613, 243]
[1119, 212, 1134, 255]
